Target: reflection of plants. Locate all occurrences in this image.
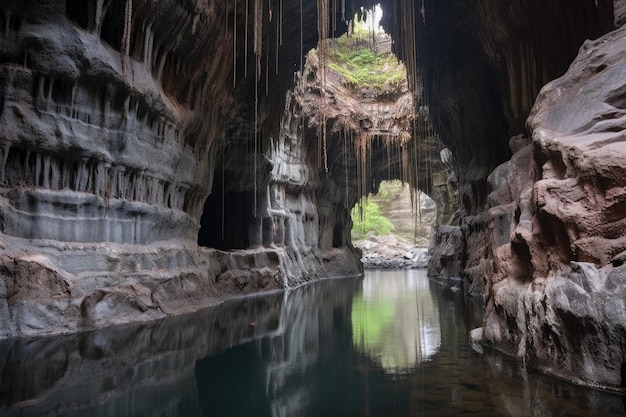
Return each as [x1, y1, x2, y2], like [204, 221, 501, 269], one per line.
[351, 200, 395, 240]
[352, 294, 395, 347]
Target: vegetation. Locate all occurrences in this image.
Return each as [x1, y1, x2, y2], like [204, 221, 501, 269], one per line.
[351, 199, 395, 240]
[328, 28, 406, 90]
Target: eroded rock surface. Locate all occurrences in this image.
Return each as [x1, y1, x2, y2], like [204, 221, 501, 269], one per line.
[0, 0, 363, 338]
[482, 26, 626, 389]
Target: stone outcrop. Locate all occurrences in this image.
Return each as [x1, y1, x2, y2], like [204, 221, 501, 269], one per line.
[482, 26, 626, 390]
[0, 0, 234, 244]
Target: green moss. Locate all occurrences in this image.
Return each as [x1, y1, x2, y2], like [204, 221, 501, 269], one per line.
[328, 34, 406, 90]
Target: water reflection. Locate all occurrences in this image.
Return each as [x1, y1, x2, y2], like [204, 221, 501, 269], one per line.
[0, 271, 624, 417]
[352, 270, 441, 372]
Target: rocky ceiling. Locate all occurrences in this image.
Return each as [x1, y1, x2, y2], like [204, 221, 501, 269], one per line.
[0, 0, 614, 234]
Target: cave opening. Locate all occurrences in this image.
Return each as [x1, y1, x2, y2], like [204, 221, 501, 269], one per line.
[351, 180, 436, 245]
[198, 170, 254, 251]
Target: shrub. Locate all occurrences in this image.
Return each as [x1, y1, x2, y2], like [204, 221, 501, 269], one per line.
[351, 199, 395, 240]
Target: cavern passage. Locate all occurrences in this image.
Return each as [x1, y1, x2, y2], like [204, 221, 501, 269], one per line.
[0, 0, 625, 392]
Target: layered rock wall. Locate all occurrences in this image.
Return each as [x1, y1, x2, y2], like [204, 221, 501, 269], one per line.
[0, 0, 236, 244]
[0, 0, 363, 338]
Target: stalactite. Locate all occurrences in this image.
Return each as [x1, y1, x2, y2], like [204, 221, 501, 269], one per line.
[343, 128, 349, 210]
[254, 62, 259, 217]
[266, 11, 269, 96]
[2, 10, 11, 51]
[253, 0, 263, 216]
[221, 143, 225, 240]
[300, 0, 303, 71]
[332, 0, 337, 37]
[275, 0, 279, 75]
[317, 0, 329, 172]
[121, 0, 132, 83]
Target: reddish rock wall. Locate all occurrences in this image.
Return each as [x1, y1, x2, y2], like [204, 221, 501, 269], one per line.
[483, 26, 626, 390]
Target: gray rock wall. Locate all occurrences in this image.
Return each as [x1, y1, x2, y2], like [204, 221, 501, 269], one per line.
[0, 1, 233, 244]
[0, 0, 362, 338]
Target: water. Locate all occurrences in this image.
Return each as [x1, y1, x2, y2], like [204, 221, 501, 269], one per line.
[0, 270, 624, 417]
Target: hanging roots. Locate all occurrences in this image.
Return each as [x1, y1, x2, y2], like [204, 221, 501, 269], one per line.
[254, 0, 263, 80]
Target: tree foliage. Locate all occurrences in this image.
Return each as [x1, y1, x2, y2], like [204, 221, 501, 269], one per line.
[351, 199, 395, 240]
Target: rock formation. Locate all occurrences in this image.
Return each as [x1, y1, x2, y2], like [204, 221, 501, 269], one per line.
[419, 0, 616, 288]
[482, 26, 626, 390]
[0, 0, 363, 338]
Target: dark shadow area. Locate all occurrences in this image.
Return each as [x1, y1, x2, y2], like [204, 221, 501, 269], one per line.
[100, 1, 124, 51]
[195, 342, 272, 417]
[65, 0, 95, 31]
[197, 171, 253, 250]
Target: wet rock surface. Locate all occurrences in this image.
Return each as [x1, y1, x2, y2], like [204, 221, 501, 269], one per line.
[0, 233, 361, 338]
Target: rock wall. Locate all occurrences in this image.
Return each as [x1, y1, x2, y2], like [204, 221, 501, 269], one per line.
[418, 0, 616, 290]
[406, 0, 625, 389]
[0, 0, 235, 244]
[482, 26, 626, 390]
[0, 0, 362, 338]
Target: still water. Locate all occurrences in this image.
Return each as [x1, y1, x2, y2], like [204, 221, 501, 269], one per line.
[0, 270, 624, 416]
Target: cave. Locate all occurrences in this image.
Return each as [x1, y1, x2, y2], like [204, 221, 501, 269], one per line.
[198, 172, 253, 250]
[0, 0, 626, 403]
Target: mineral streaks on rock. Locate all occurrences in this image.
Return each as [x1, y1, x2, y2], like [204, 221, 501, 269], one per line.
[483, 26, 626, 390]
[0, 0, 233, 243]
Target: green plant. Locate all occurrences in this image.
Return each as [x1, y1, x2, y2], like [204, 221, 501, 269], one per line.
[328, 34, 407, 90]
[351, 199, 395, 240]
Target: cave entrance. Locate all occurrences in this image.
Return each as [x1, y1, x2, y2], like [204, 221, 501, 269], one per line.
[351, 180, 436, 266]
[197, 170, 253, 250]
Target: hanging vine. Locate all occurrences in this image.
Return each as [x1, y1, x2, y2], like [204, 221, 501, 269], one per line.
[317, 0, 330, 172]
[233, 0, 237, 88]
[254, 0, 263, 81]
[245, 0, 249, 77]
